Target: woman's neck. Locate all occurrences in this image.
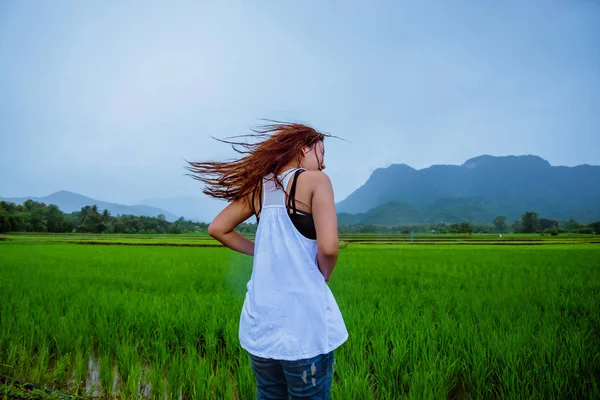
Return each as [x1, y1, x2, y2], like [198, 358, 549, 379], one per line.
[277, 163, 301, 176]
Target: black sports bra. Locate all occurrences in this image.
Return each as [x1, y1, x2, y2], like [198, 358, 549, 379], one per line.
[253, 169, 317, 240]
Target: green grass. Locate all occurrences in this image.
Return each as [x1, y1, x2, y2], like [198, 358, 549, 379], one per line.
[1, 241, 599, 399]
[1, 233, 220, 247]
[2, 232, 598, 247]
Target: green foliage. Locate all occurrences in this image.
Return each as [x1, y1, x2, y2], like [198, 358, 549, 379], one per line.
[0, 200, 207, 234]
[520, 211, 539, 233]
[493, 216, 508, 232]
[543, 228, 559, 236]
[1, 243, 599, 398]
[2, 199, 594, 237]
[538, 218, 559, 232]
[560, 219, 579, 233]
[576, 227, 594, 234]
[0, 383, 66, 400]
[589, 221, 600, 234]
[449, 222, 473, 234]
[235, 222, 258, 234]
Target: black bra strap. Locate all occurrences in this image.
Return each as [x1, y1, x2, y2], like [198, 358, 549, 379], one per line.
[287, 169, 305, 214]
[252, 181, 263, 221]
[258, 182, 262, 215]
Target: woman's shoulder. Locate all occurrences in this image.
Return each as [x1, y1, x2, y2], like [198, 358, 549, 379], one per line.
[298, 170, 332, 188]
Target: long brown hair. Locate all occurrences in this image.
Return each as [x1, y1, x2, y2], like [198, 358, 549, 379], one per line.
[185, 122, 332, 207]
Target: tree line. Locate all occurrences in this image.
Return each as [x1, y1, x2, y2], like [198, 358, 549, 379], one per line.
[339, 212, 599, 235]
[1, 200, 598, 235]
[0, 200, 208, 234]
[493, 212, 598, 235]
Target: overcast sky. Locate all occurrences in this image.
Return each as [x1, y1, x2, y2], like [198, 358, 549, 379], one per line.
[1, 0, 599, 205]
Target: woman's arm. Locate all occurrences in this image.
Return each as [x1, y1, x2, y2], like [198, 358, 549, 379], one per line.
[208, 196, 255, 256]
[310, 171, 339, 283]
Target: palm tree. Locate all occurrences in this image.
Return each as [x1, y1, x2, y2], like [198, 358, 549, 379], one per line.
[80, 205, 103, 232]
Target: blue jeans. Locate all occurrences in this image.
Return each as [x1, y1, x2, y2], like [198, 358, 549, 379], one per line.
[249, 351, 335, 400]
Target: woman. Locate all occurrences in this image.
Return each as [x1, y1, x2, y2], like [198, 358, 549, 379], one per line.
[186, 122, 348, 399]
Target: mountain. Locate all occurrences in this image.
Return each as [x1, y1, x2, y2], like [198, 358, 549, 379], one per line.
[0, 191, 178, 221]
[139, 196, 228, 224]
[336, 155, 600, 224]
[338, 198, 509, 225]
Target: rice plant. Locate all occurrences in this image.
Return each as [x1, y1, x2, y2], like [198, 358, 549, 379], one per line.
[1, 241, 598, 399]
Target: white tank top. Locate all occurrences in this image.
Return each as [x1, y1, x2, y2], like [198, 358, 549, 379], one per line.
[239, 168, 349, 360]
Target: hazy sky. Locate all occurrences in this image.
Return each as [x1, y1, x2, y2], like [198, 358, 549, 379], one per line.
[1, 0, 599, 205]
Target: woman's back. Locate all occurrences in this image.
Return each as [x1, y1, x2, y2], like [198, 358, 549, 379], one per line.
[239, 168, 348, 360]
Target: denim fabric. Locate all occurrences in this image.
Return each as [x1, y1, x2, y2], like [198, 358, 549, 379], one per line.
[249, 351, 335, 400]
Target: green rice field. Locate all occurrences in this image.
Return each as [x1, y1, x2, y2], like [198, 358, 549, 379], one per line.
[1, 234, 599, 399]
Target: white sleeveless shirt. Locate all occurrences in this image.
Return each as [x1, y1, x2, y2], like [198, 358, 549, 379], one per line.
[239, 168, 349, 360]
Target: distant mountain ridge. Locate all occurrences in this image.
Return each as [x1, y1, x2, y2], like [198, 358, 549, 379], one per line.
[337, 155, 600, 224]
[0, 190, 179, 222]
[4, 155, 599, 226]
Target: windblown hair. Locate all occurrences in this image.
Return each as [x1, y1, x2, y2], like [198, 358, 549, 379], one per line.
[185, 122, 333, 206]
